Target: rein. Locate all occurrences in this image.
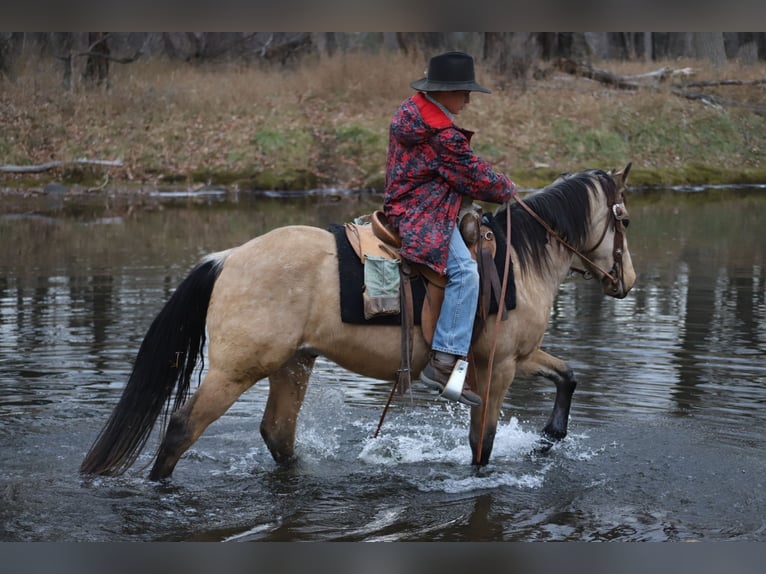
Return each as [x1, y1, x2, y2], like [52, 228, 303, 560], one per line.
[509, 186, 626, 289]
[475, 199, 512, 464]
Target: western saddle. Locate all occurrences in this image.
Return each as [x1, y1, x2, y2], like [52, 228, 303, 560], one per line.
[344, 204, 507, 395]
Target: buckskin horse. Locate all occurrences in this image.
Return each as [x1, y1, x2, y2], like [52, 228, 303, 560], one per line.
[81, 164, 635, 480]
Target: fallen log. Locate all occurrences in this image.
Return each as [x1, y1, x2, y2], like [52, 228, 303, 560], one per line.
[678, 78, 766, 88]
[556, 59, 696, 88]
[670, 88, 766, 115]
[0, 158, 123, 174]
[555, 58, 640, 90]
[555, 58, 765, 116]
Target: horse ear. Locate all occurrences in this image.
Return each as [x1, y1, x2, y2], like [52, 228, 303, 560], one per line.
[614, 162, 632, 188]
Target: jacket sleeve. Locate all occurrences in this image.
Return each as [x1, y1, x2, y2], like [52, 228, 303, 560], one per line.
[435, 128, 515, 204]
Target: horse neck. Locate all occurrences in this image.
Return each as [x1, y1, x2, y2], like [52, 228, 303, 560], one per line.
[542, 184, 607, 282]
[513, 182, 603, 303]
[537, 241, 577, 298]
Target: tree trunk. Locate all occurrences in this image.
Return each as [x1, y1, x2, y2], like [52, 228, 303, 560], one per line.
[693, 32, 727, 68]
[734, 32, 758, 65]
[643, 32, 653, 63]
[324, 33, 337, 57]
[52, 32, 89, 91]
[484, 32, 536, 90]
[0, 32, 11, 78]
[396, 33, 446, 57]
[667, 33, 695, 59]
[536, 33, 590, 63]
[84, 32, 110, 88]
[382, 32, 400, 52]
[312, 32, 337, 57]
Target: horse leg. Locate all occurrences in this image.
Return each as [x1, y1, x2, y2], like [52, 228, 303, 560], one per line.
[517, 348, 577, 444]
[260, 350, 316, 464]
[150, 368, 258, 481]
[468, 359, 516, 466]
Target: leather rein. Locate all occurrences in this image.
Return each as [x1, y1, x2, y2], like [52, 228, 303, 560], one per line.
[509, 183, 628, 293]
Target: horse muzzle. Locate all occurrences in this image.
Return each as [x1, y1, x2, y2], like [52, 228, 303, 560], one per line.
[601, 260, 635, 299]
[603, 275, 628, 299]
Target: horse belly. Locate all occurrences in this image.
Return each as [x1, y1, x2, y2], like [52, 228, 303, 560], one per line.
[310, 325, 429, 382]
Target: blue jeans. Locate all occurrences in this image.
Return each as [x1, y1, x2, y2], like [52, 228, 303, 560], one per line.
[432, 225, 479, 357]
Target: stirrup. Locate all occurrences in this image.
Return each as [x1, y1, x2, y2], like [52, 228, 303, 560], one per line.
[440, 359, 469, 402]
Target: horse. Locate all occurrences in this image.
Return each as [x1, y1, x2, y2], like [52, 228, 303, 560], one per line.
[80, 164, 636, 480]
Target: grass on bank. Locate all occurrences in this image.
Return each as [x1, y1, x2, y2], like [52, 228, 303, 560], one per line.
[1, 53, 765, 191]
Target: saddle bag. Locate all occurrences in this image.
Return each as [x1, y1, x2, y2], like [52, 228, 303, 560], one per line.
[362, 255, 401, 319]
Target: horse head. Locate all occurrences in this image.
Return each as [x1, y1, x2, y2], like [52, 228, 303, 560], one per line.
[580, 162, 636, 299]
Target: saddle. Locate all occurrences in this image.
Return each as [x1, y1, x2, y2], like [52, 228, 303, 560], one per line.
[344, 205, 507, 394]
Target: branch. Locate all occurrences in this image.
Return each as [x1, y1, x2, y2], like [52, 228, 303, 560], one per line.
[556, 59, 696, 88]
[86, 32, 111, 53]
[628, 66, 694, 82]
[74, 50, 143, 64]
[0, 158, 123, 174]
[556, 58, 765, 116]
[555, 58, 639, 90]
[675, 78, 766, 89]
[670, 88, 766, 116]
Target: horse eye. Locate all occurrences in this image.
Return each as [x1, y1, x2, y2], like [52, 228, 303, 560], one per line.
[622, 219, 630, 229]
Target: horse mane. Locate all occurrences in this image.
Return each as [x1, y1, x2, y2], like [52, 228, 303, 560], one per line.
[492, 169, 615, 276]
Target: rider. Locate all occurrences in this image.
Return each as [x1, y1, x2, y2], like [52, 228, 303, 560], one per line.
[383, 51, 516, 407]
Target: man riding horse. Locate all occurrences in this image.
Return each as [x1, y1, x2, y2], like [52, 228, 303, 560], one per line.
[383, 51, 516, 407]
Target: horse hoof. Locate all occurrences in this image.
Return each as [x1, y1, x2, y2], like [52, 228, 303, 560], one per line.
[534, 436, 555, 454]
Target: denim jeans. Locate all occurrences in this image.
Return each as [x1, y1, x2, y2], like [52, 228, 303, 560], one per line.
[431, 225, 479, 357]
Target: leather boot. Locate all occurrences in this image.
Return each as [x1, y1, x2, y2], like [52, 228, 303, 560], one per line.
[419, 353, 482, 407]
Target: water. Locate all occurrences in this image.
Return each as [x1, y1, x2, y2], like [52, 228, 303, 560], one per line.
[1, 187, 765, 541]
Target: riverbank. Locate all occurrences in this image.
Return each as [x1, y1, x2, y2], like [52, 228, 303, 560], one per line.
[2, 53, 765, 193]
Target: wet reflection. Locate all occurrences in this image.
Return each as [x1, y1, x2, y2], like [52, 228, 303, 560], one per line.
[2, 190, 765, 423]
[1, 187, 765, 541]
[541, 190, 766, 443]
[0, 192, 382, 413]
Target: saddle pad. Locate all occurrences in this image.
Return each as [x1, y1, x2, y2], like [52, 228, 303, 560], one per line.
[330, 224, 426, 325]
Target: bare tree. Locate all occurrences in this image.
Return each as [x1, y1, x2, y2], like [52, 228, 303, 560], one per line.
[83, 33, 110, 88]
[643, 32, 653, 63]
[483, 32, 538, 90]
[323, 33, 338, 57]
[536, 33, 592, 63]
[396, 33, 447, 56]
[382, 32, 400, 52]
[728, 32, 759, 65]
[0, 32, 13, 78]
[4, 32, 765, 83]
[693, 32, 727, 68]
[48, 32, 142, 91]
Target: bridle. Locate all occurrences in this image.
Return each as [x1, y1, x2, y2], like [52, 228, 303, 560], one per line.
[510, 175, 629, 294]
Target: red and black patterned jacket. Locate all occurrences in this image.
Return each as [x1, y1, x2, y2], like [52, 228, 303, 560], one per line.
[383, 92, 514, 275]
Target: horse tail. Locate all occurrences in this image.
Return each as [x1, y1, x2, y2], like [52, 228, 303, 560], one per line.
[80, 251, 229, 476]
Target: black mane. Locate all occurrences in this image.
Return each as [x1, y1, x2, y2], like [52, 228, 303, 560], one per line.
[490, 169, 615, 275]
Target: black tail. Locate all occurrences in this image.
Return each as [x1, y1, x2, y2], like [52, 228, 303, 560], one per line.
[80, 256, 224, 476]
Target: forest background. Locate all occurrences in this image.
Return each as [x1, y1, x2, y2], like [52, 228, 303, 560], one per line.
[1, 32, 765, 192]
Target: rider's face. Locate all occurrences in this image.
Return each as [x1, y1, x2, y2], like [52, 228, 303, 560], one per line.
[432, 90, 471, 115]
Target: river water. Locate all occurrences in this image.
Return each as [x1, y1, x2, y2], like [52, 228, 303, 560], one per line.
[1, 186, 764, 542]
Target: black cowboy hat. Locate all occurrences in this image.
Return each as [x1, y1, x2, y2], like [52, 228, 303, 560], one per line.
[410, 51, 491, 94]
